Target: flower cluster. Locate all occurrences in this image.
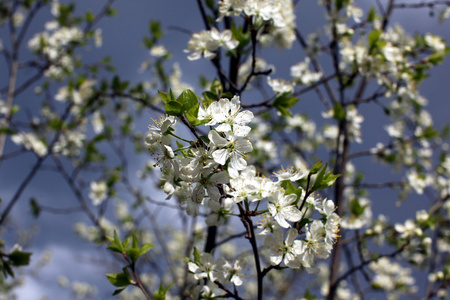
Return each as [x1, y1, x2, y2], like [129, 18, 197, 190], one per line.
[144, 92, 341, 286]
[184, 28, 239, 61]
[28, 21, 84, 78]
[217, 0, 296, 48]
[188, 251, 247, 287]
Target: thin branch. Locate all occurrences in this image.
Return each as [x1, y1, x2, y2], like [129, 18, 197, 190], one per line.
[214, 280, 245, 300]
[335, 240, 411, 287]
[237, 203, 263, 300]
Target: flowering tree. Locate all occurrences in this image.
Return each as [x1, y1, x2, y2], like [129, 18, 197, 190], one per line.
[1, 0, 450, 299]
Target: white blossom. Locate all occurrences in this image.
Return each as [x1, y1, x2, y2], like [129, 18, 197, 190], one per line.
[89, 181, 108, 206]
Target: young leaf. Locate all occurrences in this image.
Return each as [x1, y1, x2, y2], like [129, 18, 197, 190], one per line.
[139, 243, 154, 256]
[2, 260, 14, 278]
[30, 198, 40, 218]
[165, 101, 182, 116]
[309, 161, 323, 175]
[177, 89, 198, 112]
[333, 103, 346, 121]
[112, 287, 127, 296]
[107, 230, 124, 254]
[158, 90, 170, 104]
[312, 163, 328, 191]
[367, 6, 377, 22]
[193, 247, 201, 264]
[106, 272, 132, 287]
[8, 251, 32, 266]
[273, 93, 299, 118]
[127, 248, 141, 263]
[132, 232, 139, 249]
[368, 29, 382, 51]
[153, 281, 175, 300]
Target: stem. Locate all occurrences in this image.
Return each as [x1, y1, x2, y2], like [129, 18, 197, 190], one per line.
[237, 203, 263, 300]
[0, 104, 73, 226]
[128, 259, 153, 300]
[168, 132, 192, 143]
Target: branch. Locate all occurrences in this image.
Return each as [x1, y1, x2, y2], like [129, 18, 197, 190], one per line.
[214, 280, 245, 300]
[334, 240, 411, 287]
[237, 202, 263, 300]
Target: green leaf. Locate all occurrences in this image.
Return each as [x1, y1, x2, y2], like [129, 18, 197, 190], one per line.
[427, 52, 446, 65]
[158, 90, 171, 104]
[8, 251, 32, 267]
[280, 180, 296, 194]
[112, 287, 127, 295]
[153, 281, 175, 300]
[30, 198, 40, 218]
[316, 173, 340, 190]
[185, 103, 204, 127]
[193, 247, 201, 264]
[176, 140, 188, 157]
[121, 236, 131, 249]
[0, 127, 15, 135]
[85, 10, 95, 22]
[177, 89, 198, 112]
[105, 6, 117, 16]
[231, 23, 250, 48]
[368, 29, 382, 51]
[139, 243, 154, 256]
[2, 261, 14, 278]
[312, 163, 328, 191]
[273, 93, 299, 118]
[309, 161, 323, 175]
[335, 0, 350, 10]
[150, 20, 162, 39]
[165, 101, 183, 116]
[132, 233, 139, 249]
[279, 181, 302, 203]
[106, 272, 132, 287]
[367, 6, 376, 22]
[333, 103, 346, 121]
[107, 230, 124, 254]
[420, 126, 439, 139]
[127, 248, 140, 263]
[350, 198, 367, 217]
[202, 91, 216, 106]
[205, 0, 215, 9]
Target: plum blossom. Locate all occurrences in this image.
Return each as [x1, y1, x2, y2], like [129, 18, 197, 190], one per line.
[208, 130, 253, 177]
[184, 28, 238, 61]
[298, 220, 331, 270]
[268, 188, 302, 228]
[264, 228, 305, 268]
[11, 132, 48, 157]
[192, 171, 229, 202]
[199, 95, 254, 137]
[89, 181, 108, 206]
[188, 252, 219, 281]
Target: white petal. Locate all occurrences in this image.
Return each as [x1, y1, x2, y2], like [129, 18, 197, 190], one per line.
[208, 130, 227, 146]
[235, 139, 253, 153]
[282, 206, 302, 222]
[281, 193, 297, 206]
[216, 123, 232, 133]
[285, 228, 298, 245]
[233, 125, 251, 137]
[230, 153, 247, 170]
[210, 171, 229, 184]
[270, 254, 283, 266]
[212, 148, 229, 165]
[323, 199, 335, 216]
[235, 110, 253, 125]
[274, 213, 291, 228]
